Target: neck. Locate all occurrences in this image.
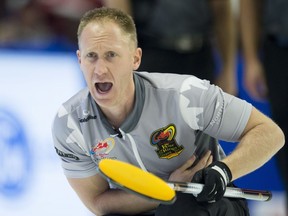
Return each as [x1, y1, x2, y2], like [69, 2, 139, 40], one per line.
[104, 104, 133, 128]
[102, 87, 135, 129]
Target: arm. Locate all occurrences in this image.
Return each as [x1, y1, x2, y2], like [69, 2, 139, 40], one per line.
[209, 0, 237, 95]
[239, 0, 267, 100]
[67, 152, 213, 215]
[67, 174, 158, 216]
[192, 106, 284, 202]
[222, 106, 285, 180]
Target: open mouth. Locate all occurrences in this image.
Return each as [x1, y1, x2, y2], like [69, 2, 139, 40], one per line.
[95, 82, 113, 94]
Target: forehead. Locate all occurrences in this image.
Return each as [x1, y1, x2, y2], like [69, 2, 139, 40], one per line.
[79, 21, 131, 47]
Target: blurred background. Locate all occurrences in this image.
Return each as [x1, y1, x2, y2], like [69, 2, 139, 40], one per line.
[0, 0, 286, 215]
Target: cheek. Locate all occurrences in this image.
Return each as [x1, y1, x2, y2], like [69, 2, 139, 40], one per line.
[126, 57, 137, 71]
[81, 61, 93, 74]
[80, 64, 88, 77]
[80, 64, 93, 82]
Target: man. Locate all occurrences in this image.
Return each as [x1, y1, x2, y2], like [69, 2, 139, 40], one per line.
[103, 0, 238, 95]
[239, 0, 288, 211]
[52, 7, 284, 216]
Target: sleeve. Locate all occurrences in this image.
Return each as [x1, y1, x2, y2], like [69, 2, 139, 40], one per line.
[51, 106, 98, 178]
[201, 85, 252, 141]
[179, 76, 252, 142]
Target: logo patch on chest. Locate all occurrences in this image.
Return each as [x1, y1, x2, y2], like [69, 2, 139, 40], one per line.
[90, 137, 115, 157]
[150, 124, 184, 159]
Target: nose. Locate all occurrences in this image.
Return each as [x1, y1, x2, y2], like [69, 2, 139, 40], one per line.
[94, 59, 108, 76]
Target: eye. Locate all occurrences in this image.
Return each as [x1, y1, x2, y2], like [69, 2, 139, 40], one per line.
[86, 52, 97, 59]
[106, 51, 117, 59]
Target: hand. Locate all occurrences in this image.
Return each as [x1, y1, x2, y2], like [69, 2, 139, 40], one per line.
[244, 59, 268, 101]
[192, 161, 232, 203]
[168, 151, 212, 182]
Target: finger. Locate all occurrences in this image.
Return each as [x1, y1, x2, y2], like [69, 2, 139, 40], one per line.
[202, 150, 212, 162]
[206, 155, 213, 167]
[192, 151, 211, 170]
[179, 154, 197, 171]
[197, 185, 216, 202]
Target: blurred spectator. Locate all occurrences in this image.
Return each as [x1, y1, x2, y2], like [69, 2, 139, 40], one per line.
[103, 0, 238, 95]
[0, 0, 55, 50]
[240, 0, 288, 211]
[0, 0, 102, 51]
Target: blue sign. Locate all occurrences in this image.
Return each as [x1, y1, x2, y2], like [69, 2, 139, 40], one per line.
[0, 108, 32, 198]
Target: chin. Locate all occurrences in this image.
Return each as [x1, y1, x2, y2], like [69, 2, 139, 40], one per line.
[92, 93, 115, 107]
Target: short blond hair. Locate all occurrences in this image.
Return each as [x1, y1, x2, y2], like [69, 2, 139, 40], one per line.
[77, 7, 138, 48]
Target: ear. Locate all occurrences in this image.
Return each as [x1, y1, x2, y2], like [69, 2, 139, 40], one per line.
[76, 50, 81, 64]
[133, 48, 142, 70]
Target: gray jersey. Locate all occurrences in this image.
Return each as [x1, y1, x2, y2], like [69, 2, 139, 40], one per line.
[52, 72, 252, 181]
